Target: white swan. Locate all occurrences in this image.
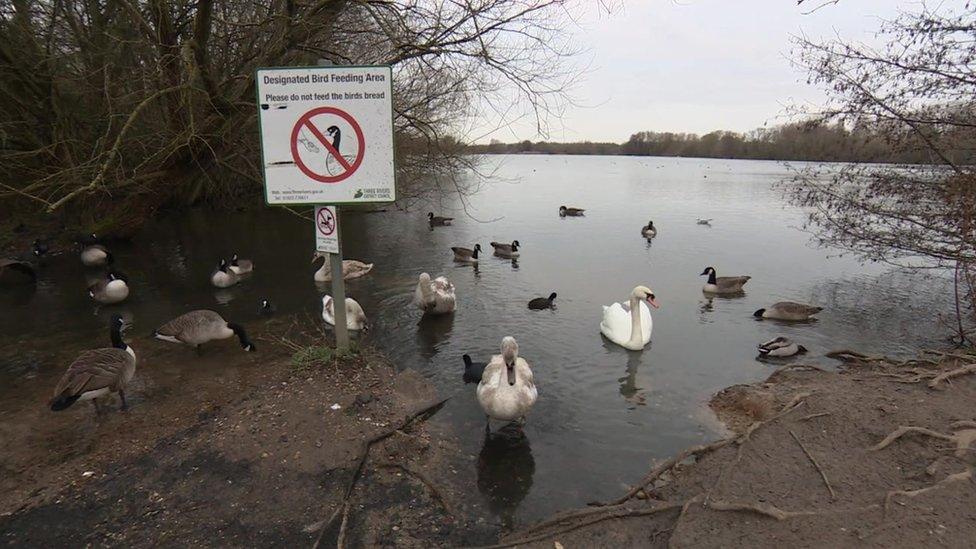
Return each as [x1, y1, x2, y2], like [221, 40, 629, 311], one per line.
[477, 337, 538, 426]
[414, 273, 456, 314]
[600, 286, 659, 350]
[322, 295, 368, 331]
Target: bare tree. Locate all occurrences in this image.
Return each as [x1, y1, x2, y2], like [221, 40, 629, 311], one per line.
[0, 0, 584, 232]
[786, 3, 976, 343]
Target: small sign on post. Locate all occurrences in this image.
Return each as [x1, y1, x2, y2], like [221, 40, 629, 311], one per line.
[314, 206, 339, 253]
[256, 64, 395, 352]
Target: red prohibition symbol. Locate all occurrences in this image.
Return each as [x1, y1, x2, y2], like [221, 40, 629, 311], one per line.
[317, 207, 336, 236]
[290, 106, 365, 183]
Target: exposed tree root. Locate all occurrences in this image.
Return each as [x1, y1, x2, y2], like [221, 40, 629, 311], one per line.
[336, 503, 350, 549]
[789, 429, 836, 500]
[593, 391, 812, 507]
[928, 363, 976, 389]
[826, 349, 889, 363]
[884, 469, 973, 517]
[666, 494, 702, 549]
[479, 503, 684, 549]
[706, 500, 879, 520]
[378, 462, 455, 518]
[308, 396, 451, 548]
[800, 412, 831, 422]
[591, 440, 734, 507]
[870, 426, 957, 452]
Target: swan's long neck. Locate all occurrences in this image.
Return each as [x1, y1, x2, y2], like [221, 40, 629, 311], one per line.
[628, 294, 643, 347]
[419, 278, 434, 302]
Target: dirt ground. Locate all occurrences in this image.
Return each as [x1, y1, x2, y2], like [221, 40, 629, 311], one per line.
[0, 325, 498, 547]
[489, 351, 976, 548]
[5, 303, 976, 549]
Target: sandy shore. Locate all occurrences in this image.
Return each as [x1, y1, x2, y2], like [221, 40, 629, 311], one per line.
[488, 351, 976, 548]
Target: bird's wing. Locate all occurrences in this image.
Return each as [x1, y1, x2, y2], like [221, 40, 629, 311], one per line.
[156, 310, 221, 338]
[717, 276, 750, 288]
[433, 276, 454, 292]
[478, 356, 505, 393]
[601, 302, 631, 337]
[772, 302, 819, 315]
[53, 348, 131, 396]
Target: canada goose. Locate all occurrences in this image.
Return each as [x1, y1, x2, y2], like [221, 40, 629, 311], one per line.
[452, 244, 482, 263]
[229, 253, 253, 275]
[758, 336, 808, 357]
[259, 299, 275, 316]
[490, 240, 520, 259]
[754, 302, 823, 321]
[322, 295, 369, 331]
[700, 267, 750, 294]
[477, 337, 538, 429]
[428, 212, 453, 226]
[415, 273, 456, 314]
[50, 315, 136, 412]
[0, 259, 36, 285]
[463, 354, 488, 384]
[312, 251, 374, 282]
[153, 310, 255, 352]
[79, 234, 113, 267]
[211, 259, 240, 288]
[528, 292, 557, 310]
[32, 239, 49, 257]
[559, 206, 585, 217]
[697, 218, 712, 225]
[641, 220, 657, 238]
[88, 271, 130, 304]
[600, 286, 659, 350]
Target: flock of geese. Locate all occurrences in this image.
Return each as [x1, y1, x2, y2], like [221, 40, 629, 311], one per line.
[6, 208, 824, 433]
[0, 234, 259, 413]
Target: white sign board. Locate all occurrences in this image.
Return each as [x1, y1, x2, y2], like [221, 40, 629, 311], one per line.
[314, 206, 339, 253]
[256, 66, 395, 205]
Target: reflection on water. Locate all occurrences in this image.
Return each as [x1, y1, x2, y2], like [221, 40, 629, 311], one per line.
[0, 155, 957, 528]
[477, 423, 535, 530]
[618, 352, 647, 408]
[416, 313, 455, 358]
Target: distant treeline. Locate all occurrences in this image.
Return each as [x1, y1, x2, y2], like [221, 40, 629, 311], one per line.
[466, 122, 946, 164]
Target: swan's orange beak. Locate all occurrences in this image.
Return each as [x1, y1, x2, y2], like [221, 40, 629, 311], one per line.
[647, 296, 660, 309]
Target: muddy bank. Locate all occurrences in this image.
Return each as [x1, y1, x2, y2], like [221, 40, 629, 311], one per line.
[0, 320, 501, 547]
[491, 351, 976, 548]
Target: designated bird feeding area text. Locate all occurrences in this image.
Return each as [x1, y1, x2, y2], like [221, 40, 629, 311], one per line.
[256, 66, 395, 205]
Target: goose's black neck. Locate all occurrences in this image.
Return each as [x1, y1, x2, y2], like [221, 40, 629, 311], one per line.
[331, 129, 341, 150]
[110, 324, 126, 350]
[707, 271, 717, 285]
[471, 247, 479, 259]
[227, 322, 254, 351]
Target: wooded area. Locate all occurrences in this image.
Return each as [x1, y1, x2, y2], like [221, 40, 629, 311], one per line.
[0, 0, 579, 233]
[785, 4, 976, 344]
[466, 120, 958, 163]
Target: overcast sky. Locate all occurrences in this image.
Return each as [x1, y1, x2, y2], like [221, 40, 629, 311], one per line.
[478, 0, 919, 143]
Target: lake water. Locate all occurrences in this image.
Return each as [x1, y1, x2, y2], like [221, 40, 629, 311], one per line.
[0, 155, 953, 527]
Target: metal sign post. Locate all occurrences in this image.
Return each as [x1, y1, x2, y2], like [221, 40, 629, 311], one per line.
[315, 204, 348, 350]
[328, 209, 348, 351]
